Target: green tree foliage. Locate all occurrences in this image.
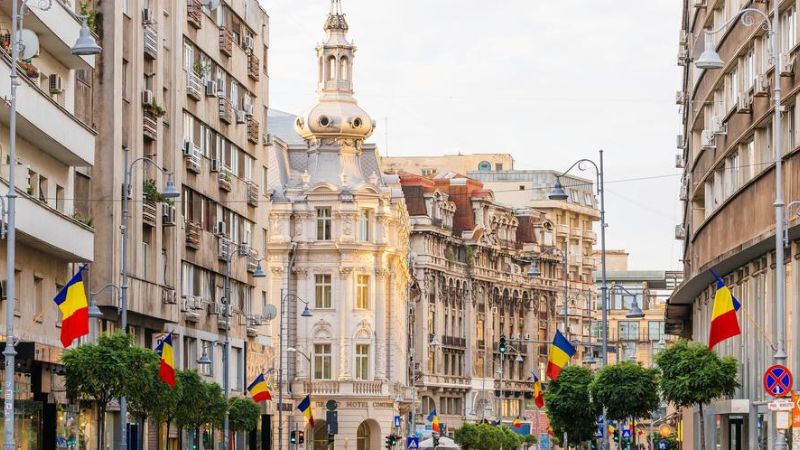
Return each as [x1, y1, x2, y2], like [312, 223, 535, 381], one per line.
[62, 333, 133, 450]
[453, 423, 523, 450]
[228, 397, 260, 432]
[544, 365, 598, 444]
[655, 340, 739, 450]
[590, 361, 660, 422]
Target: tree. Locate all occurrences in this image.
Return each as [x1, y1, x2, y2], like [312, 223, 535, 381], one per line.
[62, 333, 133, 450]
[174, 371, 227, 448]
[544, 365, 598, 445]
[453, 423, 523, 450]
[655, 340, 738, 450]
[228, 397, 260, 432]
[453, 423, 480, 450]
[127, 353, 183, 450]
[590, 361, 660, 423]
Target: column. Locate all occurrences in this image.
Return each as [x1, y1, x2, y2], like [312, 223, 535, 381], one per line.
[338, 267, 353, 380]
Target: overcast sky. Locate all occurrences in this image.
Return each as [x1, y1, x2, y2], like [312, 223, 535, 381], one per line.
[260, 0, 684, 270]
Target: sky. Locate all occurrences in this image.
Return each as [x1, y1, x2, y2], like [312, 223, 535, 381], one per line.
[260, 0, 684, 270]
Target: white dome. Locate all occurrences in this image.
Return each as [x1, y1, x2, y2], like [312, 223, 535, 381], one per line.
[294, 95, 374, 141]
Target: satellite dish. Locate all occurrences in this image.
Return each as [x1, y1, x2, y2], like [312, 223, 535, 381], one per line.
[263, 304, 277, 321]
[19, 29, 39, 60]
[204, 0, 220, 10]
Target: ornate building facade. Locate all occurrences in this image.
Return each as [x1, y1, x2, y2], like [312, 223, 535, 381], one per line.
[400, 172, 559, 437]
[265, 2, 411, 448]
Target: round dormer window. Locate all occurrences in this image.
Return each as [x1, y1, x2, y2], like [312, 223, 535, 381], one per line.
[352, 117, 363, 128]
[319, 116, 331, 127]
[478, 161, 492, 172]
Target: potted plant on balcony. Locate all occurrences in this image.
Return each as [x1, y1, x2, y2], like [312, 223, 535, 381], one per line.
[79, 2, 98, 34]
[18, 60, 38, 79]
[149, 98, 167, 118]
[192, 61, 207, 78]
[143, 179, 160, 203]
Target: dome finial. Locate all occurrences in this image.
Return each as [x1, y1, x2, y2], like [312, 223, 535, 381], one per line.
[325, 0, 348, 32]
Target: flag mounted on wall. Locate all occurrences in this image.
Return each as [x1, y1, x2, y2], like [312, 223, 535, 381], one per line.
[546, 329, 576, 380]
[247, 374, 272, 403]
[427, 409, 440, 433]
[156, 332, 176, 387]
[52, 265, 89, 348]
[533, 374, 545, 409]
[298, 395, 315, 426]
[708, 269, 741, 350]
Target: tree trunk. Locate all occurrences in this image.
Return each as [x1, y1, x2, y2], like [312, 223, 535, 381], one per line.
[97, 406, 107, 450]
[177, 426, 183, 450]
[165, 421, 170, 450]
[698, 403, 706, 450]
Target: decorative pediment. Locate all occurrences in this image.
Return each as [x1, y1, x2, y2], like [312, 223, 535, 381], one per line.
[312, 320, 334, 340]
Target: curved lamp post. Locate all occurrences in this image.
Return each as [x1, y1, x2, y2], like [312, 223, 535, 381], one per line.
[612, 285, 645, 320]
[277, 292, 312, 450]
[547, 151, 608, 450]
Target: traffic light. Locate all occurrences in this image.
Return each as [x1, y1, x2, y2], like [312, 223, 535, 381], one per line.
[499, 335, 507, 354]
[433, 433, 440, 447]
[386, 434, 398, 449]
[613, 430, 620, 443]
[298, 431, 305, 445]
[290, 431, 298, 445]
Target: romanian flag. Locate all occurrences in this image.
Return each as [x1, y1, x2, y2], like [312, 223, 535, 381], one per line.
[708, 269, 741, 350]
[533, 374, 545, 409]
[428, 410, 440, 433]
[247, 374, 272, 403]
[156, 333, 176, 387]
[545, 330, 576, 380]
[513, 418, 522, 429]
[53, 266, 89, 348]
[298, 395, 314, 426]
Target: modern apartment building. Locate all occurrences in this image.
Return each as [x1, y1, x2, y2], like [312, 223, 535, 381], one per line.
[670, 1, 800, 448]
[89, 0, 270, 449]
[382, 153, 514, 178]
[264, 3, 411, 449]
[0, 1, 97, 447]
[399, 171, 557, 437]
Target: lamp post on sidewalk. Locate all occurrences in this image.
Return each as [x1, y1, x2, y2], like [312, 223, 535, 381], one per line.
[277, 291, 312, 450]
[547, 150, 608, 450]
[692, 5, 785, 449]
[2, 4, 100, 450]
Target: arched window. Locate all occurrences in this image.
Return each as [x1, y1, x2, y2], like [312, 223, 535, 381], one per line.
[318, 57, 323, 83]
[328, 56, 336, 80]
[341, 57, 349, 81]
[357, 422, 372, 450]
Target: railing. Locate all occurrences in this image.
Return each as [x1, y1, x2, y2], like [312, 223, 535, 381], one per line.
[246, 181, 259, 207]
[353, 381, 383, 395]
[143, 110, 158, 140]
[304, 381, 340, 395]
[247, 119, 259, 143]
[218, 97, 233, 123]
[186, 71, 202, 100]
[248, 54, 260, 80]
[143, 24, 158, 59]
[219, 27, 233, 56]
[187, 0, 203, 29]
[441, 336, 466, 348]
[185, 222, 201, 249]
[142, 199, 157, 226]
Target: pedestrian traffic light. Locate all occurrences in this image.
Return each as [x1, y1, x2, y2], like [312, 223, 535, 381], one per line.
[499, 335, 507, 354]
[290, 431, 298, 445]
[433, 433, 440, 447]
[298, 431, 305, 445]
[613, 430, 620, 443]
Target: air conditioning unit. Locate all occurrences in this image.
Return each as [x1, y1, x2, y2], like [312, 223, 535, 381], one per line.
[736, 94, 753, 114]
[675, 225, 687, 240]
[211, 158, 221, 172]
[755, 74, 770, 96]
[48, 74, 63, 94]
[679, 178, 689, 201]
[243, 35, 254, 50]
[677, 47, 688, 66]
[675, 154, 685, 169]
[205, 80, 218, 97]
[693, 0, 706, 7]
[162, 203, 176, 226]
[142, 89, 154, 106]
[208, 302, 224, 315]
[238, 243, 251, 256]
[676, 134, 686, 150]
[142, 8, 154, 24]
[215, 221, 227, 236]
[675, 90, 685, 105]
[679, 30, 688, 48]
[182, 140, 192, 156]
[262, 133, 273, 146]
[245, 104, 254, 117]
[701, 129, 716, 149]
[236, 110, 247, 124]
[711, 115, 727, 135]
[781, 53, 795, 76]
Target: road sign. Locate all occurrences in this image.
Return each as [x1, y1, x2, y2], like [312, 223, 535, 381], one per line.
[659, 440, 667, 450]
[764, 365, 793, 397]
[394, 415, 401, 428]
[539, 434, 550, 450]
[406, 437, 419, 449]
[622, 428, 632, 440]
[326, 400, 338, 411]
[769, 400, 795, 411]
[777, 411, 792, 430]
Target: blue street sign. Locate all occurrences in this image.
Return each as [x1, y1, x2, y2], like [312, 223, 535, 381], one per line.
[394, 415, 401, 428]
[539, 434, 550, 450]
[622, 428, 631, 440]
[406, 437, 419, 450]
[659, 440, 668, 450]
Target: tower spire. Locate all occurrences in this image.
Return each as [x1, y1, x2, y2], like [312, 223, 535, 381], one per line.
[325, 0, 348, 32]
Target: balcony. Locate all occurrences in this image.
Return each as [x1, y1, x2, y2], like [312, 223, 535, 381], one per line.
[247, 119, 260, 144]
[0, 54, 95, 166]
[143, 110, 158, 141]
[143, 24, 158, 59]
[246, 181, 259, 207]
[186, 71, 202, 101]
[353, 381, 384, 395]
[218, 171, 232, 192]
[420, 374, 471, 389]
[185, 222, 201, 249]
[248, 54, 260, 80]
[187, 0, 203, 29]
[218, 97, 233, 123]
[0, 178, 93, 261]
[219, 27, 233, 57]
[441, 336, 466, 348]
[142, 199, 157, 227]
[303, 381, 340, 395]
[583, 230, 597, 241]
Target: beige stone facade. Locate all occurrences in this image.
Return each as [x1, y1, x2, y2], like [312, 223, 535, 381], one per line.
[382, 154, 514, 178]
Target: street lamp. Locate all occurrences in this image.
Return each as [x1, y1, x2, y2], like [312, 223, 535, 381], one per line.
[528, 244, 569, 340]
[613, 285, 645, 320]
[197, 344, 213, 366]
[71, 15, 102, 56]
[548, 151, 609, 450]
[277, 291, 312, 450]
[3, 2, 102, 449]
[695, 8, 786, 450]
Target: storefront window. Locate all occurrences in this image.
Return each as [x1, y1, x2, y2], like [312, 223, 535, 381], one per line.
[56, 405, 81, 450]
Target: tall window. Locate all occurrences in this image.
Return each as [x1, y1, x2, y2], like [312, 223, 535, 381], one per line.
[316, 207, 332, 241]
[315, 274, 332, 309]
[355, 344, 369, 380]
[618, 322, 640, 341]
[313, 344, 332, 380]
[648, 321, 665, 342]
[356, 275, 370, 309]
[781, 6, 797, 53]
[328, 56, 336, 80]
[358, 209, 371, 241]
